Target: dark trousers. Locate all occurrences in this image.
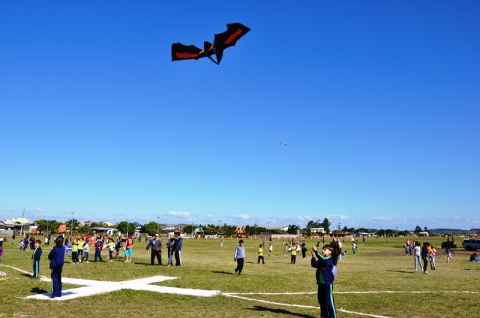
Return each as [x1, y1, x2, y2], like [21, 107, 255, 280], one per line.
[291, 255, 296, 263]
[72, 251, 78, 263]
[258, 255, 265, 264]
[174, 250, 182, 266]
[51, 267, 63, 297]
[423, 256, 429, 272]
[94, 250, 103, 261]
[33, 260, 40, 278]
[235, 258, 244, 274]
[151, 250, 162, 265]
[317, 284, 336, 318]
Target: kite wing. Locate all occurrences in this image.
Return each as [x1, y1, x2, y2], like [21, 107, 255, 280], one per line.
[213, 23, 251, 64]
[171, 43, 211, 61]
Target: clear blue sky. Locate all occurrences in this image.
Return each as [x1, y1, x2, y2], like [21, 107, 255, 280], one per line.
[1, 1, 479, 231]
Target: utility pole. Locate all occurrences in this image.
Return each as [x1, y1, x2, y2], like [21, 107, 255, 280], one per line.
[21, 209, 25, 237]
[71, 212, 74, 237]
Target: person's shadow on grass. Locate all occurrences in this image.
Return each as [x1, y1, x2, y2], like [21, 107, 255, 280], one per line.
[386, 270, 415, 274]
[248, 306, 316, 318]
[211, 270, 234, 275]
[30, 287, 48, 294]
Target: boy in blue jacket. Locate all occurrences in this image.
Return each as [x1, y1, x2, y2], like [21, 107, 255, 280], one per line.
[48, 236, 65, 298]
[32, 239, 42, 278]
[311, 245, 337, 318]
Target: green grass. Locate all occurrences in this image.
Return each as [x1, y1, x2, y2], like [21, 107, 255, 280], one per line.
[0, 236, 478, 317]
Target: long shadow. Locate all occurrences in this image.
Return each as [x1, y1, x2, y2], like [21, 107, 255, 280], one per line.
[31, 287, 48, 294]
[211, 270, 234, 275]
[386, 270, 414, 274]
[134, 262, 165, 266]
[248, 306, 316, 318]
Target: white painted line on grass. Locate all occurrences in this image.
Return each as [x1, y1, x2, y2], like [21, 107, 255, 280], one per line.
[1, 264, 219, 300]
[223, 293, 393, 318]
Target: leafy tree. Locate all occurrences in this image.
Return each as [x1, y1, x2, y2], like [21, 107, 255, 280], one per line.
[117, 221, 137, 236]
[91, 221, 102, 228]
[423, 226, 428, 233]
[183, 225, 196, 235]
[287, 224, 300, 234]
[77, 225, 92, 233]
[414, 226, 422, 234]
[35, 219, 59, 234]
[223, 225, 236, 237]
[143, 222, 158, 236]
[321, 218, 331, 234]
[66, 219, 79, 232]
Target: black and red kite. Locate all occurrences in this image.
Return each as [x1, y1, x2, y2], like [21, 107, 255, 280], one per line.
[172, 23, 250, 65]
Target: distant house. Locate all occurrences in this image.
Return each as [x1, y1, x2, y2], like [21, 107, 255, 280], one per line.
[418, 231, 429, 237]
[235, 226, 246, 237]
[310, 227, 326, 235]
[100, 221, 114, 227]
[1, 218, 35, 234]
[92, 227, 118, 236]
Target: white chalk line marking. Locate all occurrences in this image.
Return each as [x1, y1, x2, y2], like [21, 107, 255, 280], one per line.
[223, 290, 479, 318]
[223, 293, 392, 318]
[1, 264, 219, 300]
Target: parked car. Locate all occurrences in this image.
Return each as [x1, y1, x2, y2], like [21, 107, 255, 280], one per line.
[462, 239, 480, 251]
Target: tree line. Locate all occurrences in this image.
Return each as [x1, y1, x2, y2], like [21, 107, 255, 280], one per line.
[32, 218, 425, 237]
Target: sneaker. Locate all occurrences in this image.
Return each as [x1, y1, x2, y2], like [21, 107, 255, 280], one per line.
[424, 271, 429, 274]
[85, 261, 89, 263]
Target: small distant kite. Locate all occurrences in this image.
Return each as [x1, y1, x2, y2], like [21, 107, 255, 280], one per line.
[172, 23, 251, 65]
[280, 142, 290, 147]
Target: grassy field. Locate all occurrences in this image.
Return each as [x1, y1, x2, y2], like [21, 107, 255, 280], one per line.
[0, 236, 478, 318]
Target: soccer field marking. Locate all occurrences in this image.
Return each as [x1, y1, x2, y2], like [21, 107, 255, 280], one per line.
[1, 264, 219, 300]
[223, 290, 479, 318]
[223, 293, 393, 318]
[27, 275, 219, 300]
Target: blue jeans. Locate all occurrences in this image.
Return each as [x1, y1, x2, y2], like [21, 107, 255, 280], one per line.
[414, 255, 422, 270]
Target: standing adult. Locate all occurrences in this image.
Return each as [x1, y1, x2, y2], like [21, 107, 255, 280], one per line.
[166, 237, 175, 266]
[146, 234, 162, 265]
[300, 241, 307, 259]
[330, 238, 341, 266]
[421, 242, 430, 274]
[173, 231, 183, 266]
[48, 236, 65, 298]
[413, 241, 422, 271]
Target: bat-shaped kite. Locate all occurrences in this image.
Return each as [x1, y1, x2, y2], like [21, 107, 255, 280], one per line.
[172, 23, 250, 65]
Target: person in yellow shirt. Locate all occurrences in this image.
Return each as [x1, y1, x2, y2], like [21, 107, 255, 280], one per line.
[77, 238, 84, 263]
[290, 243, 297, 264]
[258, 244, 265, 264]
[71, 238, 79, 264]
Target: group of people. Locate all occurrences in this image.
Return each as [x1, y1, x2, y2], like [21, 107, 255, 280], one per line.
[10, 231, 184, 299]
[412, 241, 436, 273]
[145, 232, 183, 267]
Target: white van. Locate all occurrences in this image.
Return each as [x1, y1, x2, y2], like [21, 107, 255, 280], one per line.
[462, 239, 480, 251]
